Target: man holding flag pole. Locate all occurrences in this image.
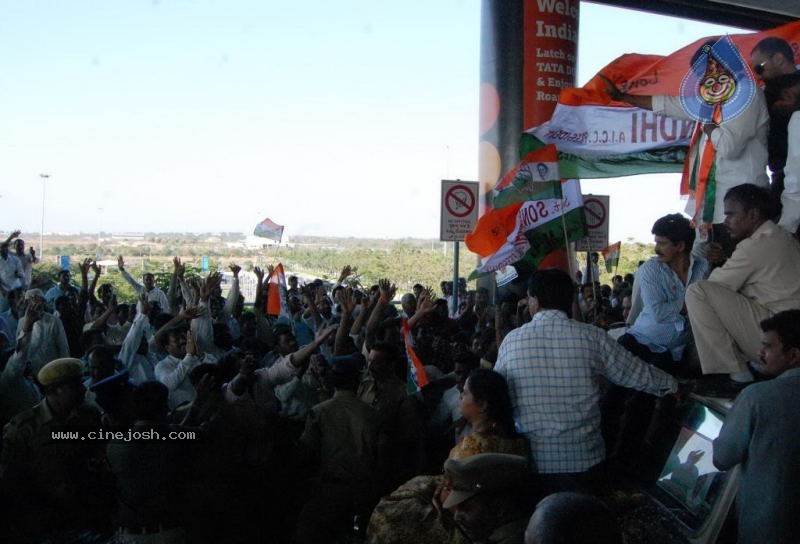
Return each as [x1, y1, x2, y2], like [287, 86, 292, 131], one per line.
[600, 37, 769, 257]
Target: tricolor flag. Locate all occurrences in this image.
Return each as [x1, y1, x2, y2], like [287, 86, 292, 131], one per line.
[266, 263, 290, 317]
[402, 318, 429, 394]
[522, 19, 800, 180]
[493, 145, 561, 209]
[465, 179, 587, 279]
[254, 217, 284, 242]
[522, 74, 693, 180]
[601, 242, 621, 273]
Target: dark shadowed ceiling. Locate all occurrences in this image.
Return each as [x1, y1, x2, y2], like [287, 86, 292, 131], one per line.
[588, 0, 799, 30]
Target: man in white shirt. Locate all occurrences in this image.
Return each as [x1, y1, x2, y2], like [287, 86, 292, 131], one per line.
[15, 289, 70, 376]
[603, 43, 769, 253]
[155, 328, 217, 409]
[13, 239, 37, 289]
[0, 242, 24, 313]
[117, 255, 169, 313]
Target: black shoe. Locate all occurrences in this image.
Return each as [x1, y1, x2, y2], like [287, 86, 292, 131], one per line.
[693, 377, 751, 398]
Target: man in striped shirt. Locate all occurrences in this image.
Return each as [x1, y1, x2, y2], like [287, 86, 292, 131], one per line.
[495, 269, 678, 482]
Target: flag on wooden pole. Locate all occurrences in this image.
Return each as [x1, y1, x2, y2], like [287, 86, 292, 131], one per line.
[601, 242, 621, 273]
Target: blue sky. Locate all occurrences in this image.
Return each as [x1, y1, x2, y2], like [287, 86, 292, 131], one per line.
[1, 1, 746, 241]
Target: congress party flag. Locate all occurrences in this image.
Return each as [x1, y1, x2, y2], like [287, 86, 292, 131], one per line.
[601, 242, 621, 273]
[266, 263, 290, 317]
[493, 145, 561, 209]
[523, 76, 693, 180]
[402, 318, 429, 394]
[523, 19, 800, 180]
[466, 179, 587, 278]
[254, 217, 284, 242]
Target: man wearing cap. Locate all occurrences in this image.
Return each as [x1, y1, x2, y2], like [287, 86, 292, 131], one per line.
[295, 352, 378, 544]
[15, 289, 70, 376]
[443, 453, 534, 544]
[1, 358, 106, 539]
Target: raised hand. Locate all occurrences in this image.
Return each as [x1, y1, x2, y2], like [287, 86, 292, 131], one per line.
[22, 299, 43, 332]
[229, 264, 241, 278]
[90, 260, 101, 276]
[339, 287, 356, 316]
[378, 278, 397, 304]
[117, 255, 125, 271]
[181, 305, 204, 321]
[416, 287, 435, 315]
[78, 258, 91, 277]
[173, 257, 185, 278]
[253, 266, 265, 283]
[199, 271, 222, 301]
[338, 265, 353, 283]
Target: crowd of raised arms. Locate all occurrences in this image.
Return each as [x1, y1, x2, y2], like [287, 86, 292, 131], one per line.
[3, 36, 800, 544]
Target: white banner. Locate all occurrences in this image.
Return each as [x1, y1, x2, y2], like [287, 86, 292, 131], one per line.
[527, 103, 694, 157]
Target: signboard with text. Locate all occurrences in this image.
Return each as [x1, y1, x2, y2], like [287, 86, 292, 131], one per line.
[575, 194, 609, 252]
[440, 180, 480, 242]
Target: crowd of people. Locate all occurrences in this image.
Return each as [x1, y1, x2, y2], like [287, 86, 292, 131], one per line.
[2, 36, 800, 544]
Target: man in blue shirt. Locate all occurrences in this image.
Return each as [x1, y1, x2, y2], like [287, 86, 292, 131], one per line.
[619, 213, 709, 369]
[714, 310, 800, 543]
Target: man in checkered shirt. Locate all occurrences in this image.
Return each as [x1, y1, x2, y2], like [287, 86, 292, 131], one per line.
[495, 269, 678, 482]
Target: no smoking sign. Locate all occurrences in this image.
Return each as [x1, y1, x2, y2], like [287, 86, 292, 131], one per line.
[576, 194, 610, 252]
[441, 180, 479, 242]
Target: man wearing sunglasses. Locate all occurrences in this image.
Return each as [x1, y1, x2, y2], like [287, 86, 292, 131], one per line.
[751, 37, 800, 215]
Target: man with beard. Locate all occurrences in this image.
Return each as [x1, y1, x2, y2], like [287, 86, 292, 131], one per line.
[686, 184, 800, 395]
[713, 310, 800, 543]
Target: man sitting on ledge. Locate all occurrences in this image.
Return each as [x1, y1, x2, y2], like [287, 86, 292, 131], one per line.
[686, 183, 800, 396]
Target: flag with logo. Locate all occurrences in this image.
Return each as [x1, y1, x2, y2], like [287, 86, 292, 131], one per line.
[266, 263, 290, 317]
[677, 35, 757, 230]
[402, 318, 429, 394]
[465, 179, 587, 278]
[254, 217, 284, 242]
[601, 242, 621, 273]
[522, 19, 800, 180]
[493, 145, 561, 209]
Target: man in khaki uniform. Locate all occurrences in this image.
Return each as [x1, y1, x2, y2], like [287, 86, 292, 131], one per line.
[1, 358, 107, 540]
[686, 184, 800, 395]
[295, 353, 379, 544]
[443, 453, 535, 544]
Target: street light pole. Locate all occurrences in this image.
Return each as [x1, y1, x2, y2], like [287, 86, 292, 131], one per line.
[39, 174, 49, 258]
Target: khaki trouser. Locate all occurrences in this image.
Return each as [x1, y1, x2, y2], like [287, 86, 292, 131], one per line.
[685, 281, 771, 374]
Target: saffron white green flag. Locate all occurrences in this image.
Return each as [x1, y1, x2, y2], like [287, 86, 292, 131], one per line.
[601, 242, 621, 273]
[254, 217, 284, 242]
[467, 179, 586, 278]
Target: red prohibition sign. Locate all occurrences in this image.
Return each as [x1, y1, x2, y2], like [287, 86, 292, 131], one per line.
[445, 185, 475, 218]
[583, 197, 606, 229]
